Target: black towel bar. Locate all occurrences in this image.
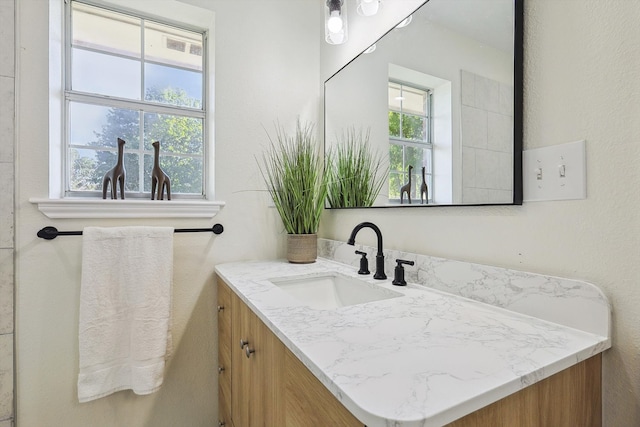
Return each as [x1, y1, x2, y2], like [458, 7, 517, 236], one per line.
[37, 224, 224, 240]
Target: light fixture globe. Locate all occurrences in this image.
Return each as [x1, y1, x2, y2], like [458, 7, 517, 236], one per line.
[325, 0, 348, 45]
[357, 0, 380, 17]
[327, 11, 343, 33]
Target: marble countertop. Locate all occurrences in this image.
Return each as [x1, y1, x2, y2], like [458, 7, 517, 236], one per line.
[215, 258, 610, 427]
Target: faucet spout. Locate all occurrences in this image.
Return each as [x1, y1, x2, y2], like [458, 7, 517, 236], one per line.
[347, 222, 386, 280]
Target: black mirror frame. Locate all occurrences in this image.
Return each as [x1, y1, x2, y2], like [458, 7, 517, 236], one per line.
[324, 0, 524, 208]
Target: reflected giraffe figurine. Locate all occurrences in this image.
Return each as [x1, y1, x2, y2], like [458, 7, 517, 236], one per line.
[420, 166, 429, 204]
[102, 138, 126, 199]
[151, 141, 171, 200]
[400, 165, 413, 204]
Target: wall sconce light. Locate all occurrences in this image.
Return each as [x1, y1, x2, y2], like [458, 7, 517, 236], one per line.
[325, 0, 348, 45]
[357, 0, 381, 17]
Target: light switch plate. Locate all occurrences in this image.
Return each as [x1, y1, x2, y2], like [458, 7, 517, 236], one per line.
[523, 140, 586, 202]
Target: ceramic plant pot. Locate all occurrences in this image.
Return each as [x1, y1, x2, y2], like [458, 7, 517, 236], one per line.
[287, 234, 317, 264]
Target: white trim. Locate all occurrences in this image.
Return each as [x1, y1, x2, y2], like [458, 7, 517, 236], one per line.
[30, 197, 225, 218]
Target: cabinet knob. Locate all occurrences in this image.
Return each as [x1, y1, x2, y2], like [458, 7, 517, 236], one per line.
[217, 305, 224, 312]
[218, 365, 225, 374]
[218, 421, 226, 426]
[240, 339, 249, 349]
[245, 346, 255, 358]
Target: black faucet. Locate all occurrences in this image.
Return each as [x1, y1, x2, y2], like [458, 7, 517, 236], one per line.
[347, 222, 386, 280]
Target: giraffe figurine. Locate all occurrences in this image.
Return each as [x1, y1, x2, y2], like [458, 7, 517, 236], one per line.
[400, 165, 413, 204]
[102, 138, 126, 199]
[420, 166, 429, 204]
[151, 141, 171, 200]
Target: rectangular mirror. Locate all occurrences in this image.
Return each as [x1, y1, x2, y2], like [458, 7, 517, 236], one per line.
[324, 0, 523, 208]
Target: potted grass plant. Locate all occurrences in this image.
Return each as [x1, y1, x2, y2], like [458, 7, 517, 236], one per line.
[326, 127, 387, 208]
[259, 120, 328, 263]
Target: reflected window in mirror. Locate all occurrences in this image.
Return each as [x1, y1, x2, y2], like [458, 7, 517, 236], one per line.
[388, 81, 433, 204]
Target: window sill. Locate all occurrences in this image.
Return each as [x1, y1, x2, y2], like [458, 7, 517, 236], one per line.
[29, 198, 225, 219]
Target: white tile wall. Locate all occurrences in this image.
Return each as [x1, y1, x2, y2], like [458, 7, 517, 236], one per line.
[0, 77, 15, 163]
[474, 74, 500, 113]
[499, 83, 513, 116]
[0, 251, 11, 335]
[460, 70, 475, 107]
[0, 0, 14, 79]
[461, 105, 487, 149]
[460, 70, 513, 203]
[475, 149, 501, 189]
[0, 0, 14, 424]
[0, 164, 13, 249]
[0, 334, 12, 421]
[497, 151, 513, 191]
[462, 147, 476, 186]
[488, 111, 512, 153]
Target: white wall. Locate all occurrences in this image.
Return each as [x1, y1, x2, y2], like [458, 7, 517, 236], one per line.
[15, 1, 319, 426]
[321, 0, 640, 425]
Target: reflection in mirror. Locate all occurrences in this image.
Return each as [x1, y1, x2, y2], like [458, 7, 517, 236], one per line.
[325, 0, 523, 207]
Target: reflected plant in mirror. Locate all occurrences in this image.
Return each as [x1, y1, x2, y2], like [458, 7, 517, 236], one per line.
[324, 0, 523, 207]
[326, 127, 388, 208]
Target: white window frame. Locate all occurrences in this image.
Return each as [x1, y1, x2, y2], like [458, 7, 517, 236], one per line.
[31, 0, 224, 218]
[388, 80, 434, 203]
[65, 0, 207, 199]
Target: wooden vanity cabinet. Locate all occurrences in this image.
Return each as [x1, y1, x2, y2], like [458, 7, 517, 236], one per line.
[217, 277, 362, 427]
[217, 276, 602, 427]
[445, 354, 602, 427]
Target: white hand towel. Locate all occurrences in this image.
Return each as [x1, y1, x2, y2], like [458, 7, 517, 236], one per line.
[78, 226, 174, 403]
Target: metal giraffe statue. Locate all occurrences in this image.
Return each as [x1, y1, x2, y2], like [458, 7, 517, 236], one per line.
[420, 166, 428, 204]
[400, 165, 413, 204]
[151, 141, 171, 200]
[102, 138, 126, 199]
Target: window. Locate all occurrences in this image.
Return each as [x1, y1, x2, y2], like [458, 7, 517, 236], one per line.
[388, 81, 433, 202]
[66, 1, 206, 198]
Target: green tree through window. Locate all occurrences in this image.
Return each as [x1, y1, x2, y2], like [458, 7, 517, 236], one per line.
[69, 88, 203, 195]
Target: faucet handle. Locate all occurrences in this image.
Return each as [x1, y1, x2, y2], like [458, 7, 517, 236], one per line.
[392, 259, 415, 286]
[355, 250, 370, 275]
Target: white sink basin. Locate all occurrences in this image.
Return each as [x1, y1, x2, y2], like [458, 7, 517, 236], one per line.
[269, 273, 402, 309]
